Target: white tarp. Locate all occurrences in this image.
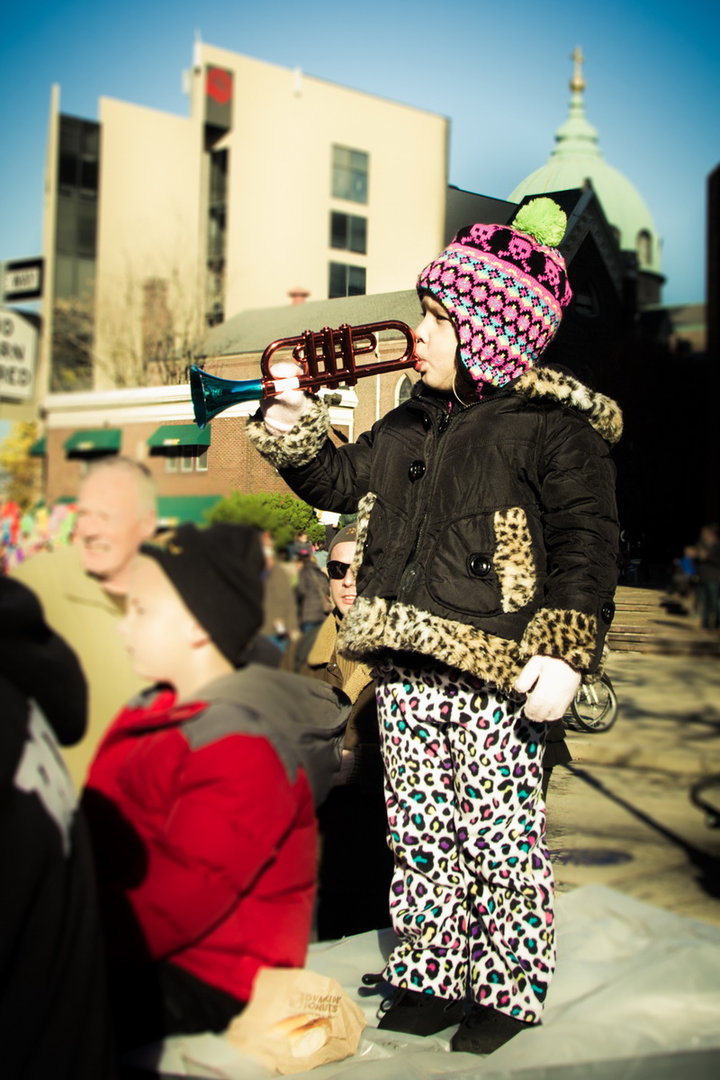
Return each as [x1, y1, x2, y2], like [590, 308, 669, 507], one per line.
[127, 884, 720, 1079]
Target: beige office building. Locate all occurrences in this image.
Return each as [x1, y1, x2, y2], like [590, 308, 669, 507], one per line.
[41, 41, 449, 395]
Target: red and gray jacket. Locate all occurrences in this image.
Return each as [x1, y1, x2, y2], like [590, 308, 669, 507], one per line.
[83, 664, 348, 1003]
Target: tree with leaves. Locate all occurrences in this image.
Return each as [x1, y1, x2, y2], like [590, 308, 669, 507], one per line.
[206, 492, 325, 551]
[0, 421, 40, 509]
[52, 295, 94, 391]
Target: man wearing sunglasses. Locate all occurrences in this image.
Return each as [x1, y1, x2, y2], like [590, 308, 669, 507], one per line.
[286, 525, 393, 940]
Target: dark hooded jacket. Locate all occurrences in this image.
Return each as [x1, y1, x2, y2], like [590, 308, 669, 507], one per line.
[248, 365, 622, 695]
[0, 577, 114, 1079]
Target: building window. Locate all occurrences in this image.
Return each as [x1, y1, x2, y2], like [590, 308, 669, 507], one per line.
[54, 116, 99, 298]
[57, 118, 100, 197]
[330, 212, 367, 254]
[165, 448, 208, 473]
[52, 116, 100, 392]
[332, 146, 369, 204]
[396, 374, 414, 407]
[206, 148, 228, 326]
[329, 262, 366, 298]
[637, 230, 652, 266]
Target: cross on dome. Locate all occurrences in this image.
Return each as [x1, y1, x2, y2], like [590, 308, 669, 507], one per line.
[570, 46, 586, 93]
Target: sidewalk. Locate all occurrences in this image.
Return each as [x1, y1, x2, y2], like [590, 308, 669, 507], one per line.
[570, 651, 720, 777]
[569, 586, 720, 778]
[608, 584, 720, 657]
[126, 587, 720, 1079]
[547, 593, 720, 928]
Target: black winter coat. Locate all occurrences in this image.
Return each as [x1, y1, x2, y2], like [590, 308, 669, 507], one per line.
[0, 578, 115, 1079]
[248, 365, 622, 695]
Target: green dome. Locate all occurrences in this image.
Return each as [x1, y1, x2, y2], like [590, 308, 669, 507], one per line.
[509, 49, 662, 275]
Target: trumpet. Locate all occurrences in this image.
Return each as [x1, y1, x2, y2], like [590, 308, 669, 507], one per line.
[190, 319, 417, 427]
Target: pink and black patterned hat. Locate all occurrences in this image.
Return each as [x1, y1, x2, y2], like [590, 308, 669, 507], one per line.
[417, 197, 573, 393]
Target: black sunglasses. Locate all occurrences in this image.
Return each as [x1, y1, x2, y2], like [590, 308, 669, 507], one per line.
[327, 560, 352, 580]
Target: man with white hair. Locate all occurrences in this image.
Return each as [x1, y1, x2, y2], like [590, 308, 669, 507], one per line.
[13, 456, 157, 786]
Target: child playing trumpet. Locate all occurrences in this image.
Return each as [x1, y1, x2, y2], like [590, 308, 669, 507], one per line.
[248, 199, 621, 1054]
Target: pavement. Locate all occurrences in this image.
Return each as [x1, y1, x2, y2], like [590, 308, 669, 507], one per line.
[570, 649, 720, 777]
[607, 584, 720, 659]
[570, 584, 720, 777]
[126, 586, 720, 1078]
[545, 586, 720, 926]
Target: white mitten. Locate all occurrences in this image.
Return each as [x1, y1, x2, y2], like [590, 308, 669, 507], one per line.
[513, 655, 581, 722]
[261, 361, 312, 433]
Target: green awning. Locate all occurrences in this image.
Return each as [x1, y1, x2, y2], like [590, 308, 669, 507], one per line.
[148, 424, 210, 448]
[29, 436, 46, 456]
[64, 428, 122, 454]
[156, 495, 222, 528]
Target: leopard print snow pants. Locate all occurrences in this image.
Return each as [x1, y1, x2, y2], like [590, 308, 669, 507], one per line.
[375, 661, 555, 1023]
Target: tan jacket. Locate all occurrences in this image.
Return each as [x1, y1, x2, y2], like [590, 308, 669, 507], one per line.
[288, 612, 375, 752]
[12, 545, 144, 788]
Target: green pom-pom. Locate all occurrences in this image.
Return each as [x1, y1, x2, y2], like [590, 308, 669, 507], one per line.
[513, 198, 567, 247]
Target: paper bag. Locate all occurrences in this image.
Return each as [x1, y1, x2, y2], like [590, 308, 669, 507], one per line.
[225, 967, 365, 1075]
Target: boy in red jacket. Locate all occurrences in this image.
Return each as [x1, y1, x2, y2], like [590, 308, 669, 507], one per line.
[83, 523, 348, 1051]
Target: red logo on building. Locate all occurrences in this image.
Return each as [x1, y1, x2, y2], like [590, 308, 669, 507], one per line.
[206, 67, 233, 105]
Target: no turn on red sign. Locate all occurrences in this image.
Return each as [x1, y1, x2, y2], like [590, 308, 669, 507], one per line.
[0, 308, 37, 401]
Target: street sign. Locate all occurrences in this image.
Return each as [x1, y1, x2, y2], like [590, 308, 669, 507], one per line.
[0, 307, 37, 401]
[3, 258, 44, 302]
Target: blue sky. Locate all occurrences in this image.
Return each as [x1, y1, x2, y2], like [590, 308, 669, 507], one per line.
[1, 0, 718, 306]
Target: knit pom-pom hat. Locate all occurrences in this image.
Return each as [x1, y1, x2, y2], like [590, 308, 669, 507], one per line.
[417, 197, 573, 393]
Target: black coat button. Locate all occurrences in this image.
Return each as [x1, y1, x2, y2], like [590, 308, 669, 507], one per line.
[601, 601, 615, 624]
[421, 414, 432, 430]
[408, 460, 426, 481]
[468, 553, 492, 577]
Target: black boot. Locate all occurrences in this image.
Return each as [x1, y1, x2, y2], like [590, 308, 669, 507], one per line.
[377, 987, 465, 1036]
[451, 1003, 535, 1054]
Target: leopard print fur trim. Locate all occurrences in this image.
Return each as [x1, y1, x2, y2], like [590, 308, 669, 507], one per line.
[338, 595, 525, 695]
[514, 366, 623, 445]
[350, 491, 376, 580]
[246, 397, 330, 469]
[519, 606, 599, 671]
[581, 643, 610, 683]
[494, 507, 535, 613]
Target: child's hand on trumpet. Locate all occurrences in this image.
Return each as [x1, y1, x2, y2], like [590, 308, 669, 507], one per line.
[261, 360, 312, 433]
